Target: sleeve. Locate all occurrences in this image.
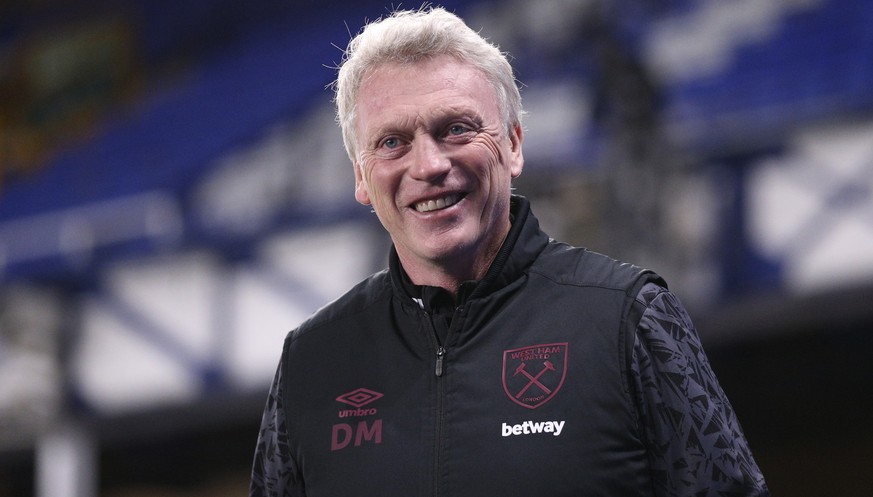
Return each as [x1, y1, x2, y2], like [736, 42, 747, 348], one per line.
[250, 340, 304, 497]
[629, 282, 770, 497]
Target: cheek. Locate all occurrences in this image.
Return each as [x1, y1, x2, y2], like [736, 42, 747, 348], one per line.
[358, 156, 378, 188]
[361, 161, 399, 203]
[468, 136, 512, 180]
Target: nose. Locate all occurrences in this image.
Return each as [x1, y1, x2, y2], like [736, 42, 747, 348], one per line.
[409, 135, 451, 182]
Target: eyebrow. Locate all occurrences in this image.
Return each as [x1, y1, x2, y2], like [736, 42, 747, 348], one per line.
[363, 103, 486, 148]
[430, 105, 484, 127]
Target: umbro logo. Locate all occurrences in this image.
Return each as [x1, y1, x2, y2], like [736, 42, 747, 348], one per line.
[336, 387, 384, 408]
[332, 387, 384, 451]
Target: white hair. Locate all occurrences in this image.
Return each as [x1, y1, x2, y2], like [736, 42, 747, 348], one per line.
[334, 6, 523, 161]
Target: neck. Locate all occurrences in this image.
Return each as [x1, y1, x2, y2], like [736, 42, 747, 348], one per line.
[398, 226, 510, 297]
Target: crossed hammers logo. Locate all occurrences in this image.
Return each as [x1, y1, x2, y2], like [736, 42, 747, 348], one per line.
[512, 360, 556, 399]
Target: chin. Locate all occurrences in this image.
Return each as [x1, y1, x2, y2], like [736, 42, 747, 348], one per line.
[426, 236, 481, 262]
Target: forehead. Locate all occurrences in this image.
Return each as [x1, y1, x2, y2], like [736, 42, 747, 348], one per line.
[355, 56, 500, 128]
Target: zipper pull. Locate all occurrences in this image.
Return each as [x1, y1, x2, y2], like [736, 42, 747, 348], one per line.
[435, 347, 446, 377]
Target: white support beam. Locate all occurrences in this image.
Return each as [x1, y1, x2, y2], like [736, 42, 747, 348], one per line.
[36, 420, 97, 497]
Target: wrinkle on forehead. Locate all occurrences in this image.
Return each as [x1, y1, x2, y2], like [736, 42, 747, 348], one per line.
[355, 59, 501, 141]
[359, 56, 494, 105]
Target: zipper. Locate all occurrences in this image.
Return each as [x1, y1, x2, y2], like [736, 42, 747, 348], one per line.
[422, 304, 465, 497]
[435, 346, 446, 376]
[433, 344, 445, 497]
[420, 311, 445, 497]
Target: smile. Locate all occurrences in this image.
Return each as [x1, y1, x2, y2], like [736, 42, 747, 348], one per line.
[414, 194, 462, 213]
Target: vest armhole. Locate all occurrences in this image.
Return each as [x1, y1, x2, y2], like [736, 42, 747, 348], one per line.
[619, 273, 664, 435]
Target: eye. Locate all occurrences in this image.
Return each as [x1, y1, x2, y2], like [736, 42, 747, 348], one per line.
[381, 137, 400, 149]
[448, 124, 470, 136]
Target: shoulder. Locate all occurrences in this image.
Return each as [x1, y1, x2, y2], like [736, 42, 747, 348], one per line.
[531, 241, 666, 295]
[286, 269, 393, 344]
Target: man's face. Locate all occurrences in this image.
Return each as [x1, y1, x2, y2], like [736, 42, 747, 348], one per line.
[353, 56, 523, 277]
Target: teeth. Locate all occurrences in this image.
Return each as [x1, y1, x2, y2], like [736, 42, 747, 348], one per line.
[415, 194, 459, 213]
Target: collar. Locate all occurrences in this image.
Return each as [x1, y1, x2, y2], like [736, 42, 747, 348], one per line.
[390, 195, 549, 310]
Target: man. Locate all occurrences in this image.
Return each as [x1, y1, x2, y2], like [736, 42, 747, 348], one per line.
[251, 6, 769, 496]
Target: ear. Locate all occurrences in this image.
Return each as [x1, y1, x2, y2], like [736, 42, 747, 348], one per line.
[353, 161, 371, 205]
[508, 122, 524, 178]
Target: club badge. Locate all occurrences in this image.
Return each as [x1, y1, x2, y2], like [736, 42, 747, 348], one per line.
[502, 342, 568, 409]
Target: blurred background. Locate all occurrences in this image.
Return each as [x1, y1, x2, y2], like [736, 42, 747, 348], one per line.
[0, 0, 871, 495]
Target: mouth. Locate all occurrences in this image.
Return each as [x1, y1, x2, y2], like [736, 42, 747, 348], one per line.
[413, 193, 463, 213]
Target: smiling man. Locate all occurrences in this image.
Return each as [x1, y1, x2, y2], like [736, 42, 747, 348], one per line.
[250, 6, 769, 497]
[353, 54, 523, 293]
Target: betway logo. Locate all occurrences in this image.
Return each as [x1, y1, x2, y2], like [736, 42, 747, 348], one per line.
[501, 420, 565, 437]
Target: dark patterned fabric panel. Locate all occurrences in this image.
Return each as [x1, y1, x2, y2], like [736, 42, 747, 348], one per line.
[631, 283, 770, 496]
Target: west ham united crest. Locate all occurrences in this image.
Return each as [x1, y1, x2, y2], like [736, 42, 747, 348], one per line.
[502, 342, 568, 409]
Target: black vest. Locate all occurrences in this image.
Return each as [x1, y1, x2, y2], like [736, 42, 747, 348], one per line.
[279, 197, 662, 496]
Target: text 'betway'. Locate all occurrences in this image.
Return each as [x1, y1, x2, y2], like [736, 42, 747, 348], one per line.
[501, 420, 565, 437]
